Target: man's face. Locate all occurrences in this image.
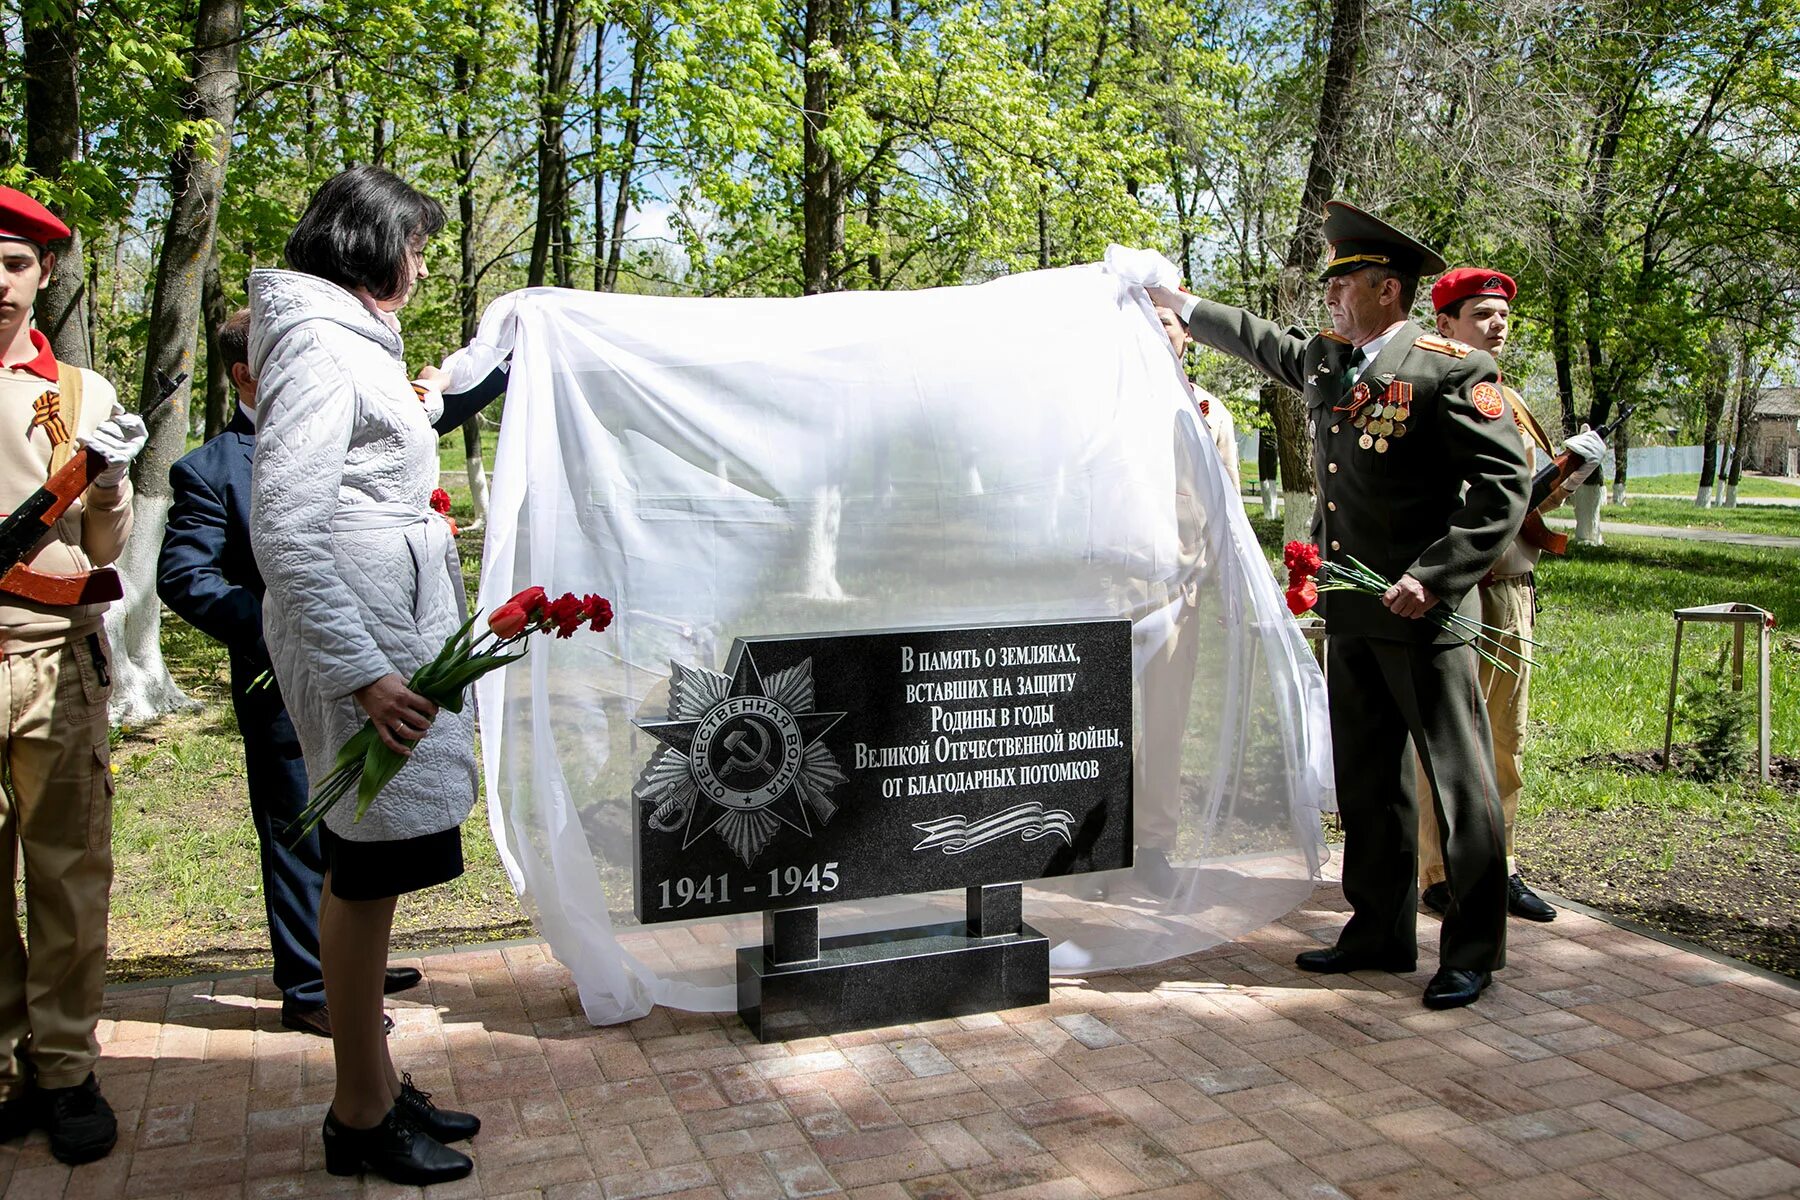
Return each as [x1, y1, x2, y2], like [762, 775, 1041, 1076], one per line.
[1437, 296, 1510, 355]
[0, 242, 49, 330]
[1154, 305, 1189, 358]
[1323, 268, 1396, 343]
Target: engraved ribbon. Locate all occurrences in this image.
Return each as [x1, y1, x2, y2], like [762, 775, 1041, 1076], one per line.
[912, 801, 1075, 855]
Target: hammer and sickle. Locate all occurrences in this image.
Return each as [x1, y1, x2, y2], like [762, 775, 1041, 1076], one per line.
[722, 722, 773, 772]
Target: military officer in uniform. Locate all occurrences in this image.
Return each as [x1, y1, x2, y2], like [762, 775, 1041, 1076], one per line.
[1146, 201, 1529, 1009]
[1415, 269, 1605, 923]
[0, 187, 147, 1162]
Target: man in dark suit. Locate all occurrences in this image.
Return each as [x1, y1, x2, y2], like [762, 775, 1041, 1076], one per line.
[1147, 201, 1530, 1010]
[157, 311, 426, 1035]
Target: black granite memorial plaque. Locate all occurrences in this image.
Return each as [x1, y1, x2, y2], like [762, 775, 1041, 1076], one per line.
[631, 618, 1131, 1040]
[632, 619, 1132, 923]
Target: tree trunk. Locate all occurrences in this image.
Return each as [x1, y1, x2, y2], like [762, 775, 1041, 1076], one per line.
[1724, 341, 1762, 507]
[603, 16, 650, 293]
[1609, 411, 1630, 506]
[105, 0, 244, 724]
[800, 0, 846, 295]
[1549, 268, 1580, 437]
[201, 246, 229, 440]
[22, 0, 91, 366]
[1695, 337, 1728, 507]
[529, 0, 582, 288]
[453, 50, 490, 525]
[1270, 0, 1365, 533]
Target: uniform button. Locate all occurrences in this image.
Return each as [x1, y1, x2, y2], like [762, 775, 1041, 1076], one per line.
[1327, 501, 1337, 511]
[1330, 540, 1340, 551]
[1328, 463, 1338, 474]
[1331, 425, 1341, 434]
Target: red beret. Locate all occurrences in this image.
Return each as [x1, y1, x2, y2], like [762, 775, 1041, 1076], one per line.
[1431, 267, 1516, 313]
[0, 187, 71, 250]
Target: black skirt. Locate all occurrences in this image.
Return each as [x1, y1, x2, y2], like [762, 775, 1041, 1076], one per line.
[320, 824, 464, 901]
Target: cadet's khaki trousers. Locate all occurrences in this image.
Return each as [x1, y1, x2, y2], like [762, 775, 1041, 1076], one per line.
[1420, 576, 1532, 887]
[0, 635, 114, 1094]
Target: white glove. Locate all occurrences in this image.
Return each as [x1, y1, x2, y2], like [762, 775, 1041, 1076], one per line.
[82, 413, 148, 489]
[1562, 429, 1606, 463]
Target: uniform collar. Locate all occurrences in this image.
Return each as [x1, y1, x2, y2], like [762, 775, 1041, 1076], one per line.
[1351, 322, 1406, 376]
[2, 329, 58, 382]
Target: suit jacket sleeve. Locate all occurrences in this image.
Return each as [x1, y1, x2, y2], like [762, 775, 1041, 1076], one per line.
[158, 457, 269, 669]
[432, 362, 509, 435]
[1405, 350, 1530, 603]
[1183, 299, 1310, 393]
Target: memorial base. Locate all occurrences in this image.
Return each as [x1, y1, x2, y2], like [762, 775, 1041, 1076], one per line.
[737, 919, 1050, 1041]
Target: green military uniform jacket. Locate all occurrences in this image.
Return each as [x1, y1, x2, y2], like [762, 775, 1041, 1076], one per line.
[1183, 299, 1530, 641]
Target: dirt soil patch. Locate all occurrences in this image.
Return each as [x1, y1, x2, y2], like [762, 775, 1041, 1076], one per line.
[1515, 798, 1800, 979]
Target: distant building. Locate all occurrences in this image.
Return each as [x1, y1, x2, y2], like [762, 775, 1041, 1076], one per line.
[1750, 387, 1800, 477]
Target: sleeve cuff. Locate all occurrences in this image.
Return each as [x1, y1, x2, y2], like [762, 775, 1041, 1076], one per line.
[1178, 293, 1200, 323]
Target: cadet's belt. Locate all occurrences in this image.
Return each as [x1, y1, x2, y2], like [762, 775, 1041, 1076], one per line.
[1477, 570, 1533, 589]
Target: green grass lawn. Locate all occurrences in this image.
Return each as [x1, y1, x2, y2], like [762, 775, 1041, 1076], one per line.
[1586, 496, 1800, 538]
[1628, 472, 1800, 500]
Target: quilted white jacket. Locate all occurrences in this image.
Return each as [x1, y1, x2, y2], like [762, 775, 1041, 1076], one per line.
[248, 268, 477, 842]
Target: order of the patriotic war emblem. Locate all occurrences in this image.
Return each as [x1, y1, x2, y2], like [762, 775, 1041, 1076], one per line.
[634, 652, 847, 866]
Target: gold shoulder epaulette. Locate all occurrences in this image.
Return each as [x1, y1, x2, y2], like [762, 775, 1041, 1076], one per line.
[1414, 334, 1473, 358]
[1318, 330, 1351, 344]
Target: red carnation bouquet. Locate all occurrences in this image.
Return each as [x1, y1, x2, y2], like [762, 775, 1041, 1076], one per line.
[430, 487, 458, 536]
[290, 586, 614, 839]
[1281, 540, 1535, 675]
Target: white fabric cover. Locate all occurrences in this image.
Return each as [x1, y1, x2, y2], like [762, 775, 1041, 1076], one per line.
[249, 269, 478, 842]
[453, 255, 1333, 1024]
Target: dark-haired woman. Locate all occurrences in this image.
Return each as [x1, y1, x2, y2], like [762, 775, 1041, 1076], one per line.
[249, 165, 480, 1185]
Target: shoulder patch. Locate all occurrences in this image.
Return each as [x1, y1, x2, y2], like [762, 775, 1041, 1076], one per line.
[1471, 381, 1506, 420]
[1318, 330, 1351, 344]
[1414, 334, 1473, 358]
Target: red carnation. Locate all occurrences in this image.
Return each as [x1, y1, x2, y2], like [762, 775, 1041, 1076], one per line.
[582, 594, 614, 633]
[547, 592, 586, 638]
[1283, 540, 1322, 575]
[430, 488, 452, 515]
[1284, 579, 1318, 616]
[488, 602, 530, 638]
[507, 586, 549, 615]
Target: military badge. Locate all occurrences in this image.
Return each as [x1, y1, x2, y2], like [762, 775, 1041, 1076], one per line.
[1471, 381, 1505, 420]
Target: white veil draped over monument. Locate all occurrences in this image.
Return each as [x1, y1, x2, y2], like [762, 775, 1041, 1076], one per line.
[450, 252, 1334, 1025]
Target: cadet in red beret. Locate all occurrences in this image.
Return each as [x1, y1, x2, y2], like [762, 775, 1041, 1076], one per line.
[0, 181, 146, 1166]
[1414, 266, 1606, 929]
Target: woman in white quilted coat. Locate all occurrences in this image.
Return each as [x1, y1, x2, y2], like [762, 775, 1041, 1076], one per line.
[249, 166, 479, 1186]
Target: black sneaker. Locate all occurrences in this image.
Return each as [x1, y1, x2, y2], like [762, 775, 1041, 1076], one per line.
[39, 1073, 116, 1165]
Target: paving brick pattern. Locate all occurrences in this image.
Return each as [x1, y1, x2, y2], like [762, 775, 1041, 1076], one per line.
[4, 883, 1798, 1199]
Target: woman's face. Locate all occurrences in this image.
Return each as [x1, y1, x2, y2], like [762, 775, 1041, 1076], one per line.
[373, 239, 430, 312]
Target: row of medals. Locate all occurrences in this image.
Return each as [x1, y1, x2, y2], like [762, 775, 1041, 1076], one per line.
[1352, 388, 1409, 454]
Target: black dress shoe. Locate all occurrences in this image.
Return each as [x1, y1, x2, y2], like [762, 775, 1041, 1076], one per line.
[0, 1090, 33, 1143]
[384, 967, 424, 994]
[1420, 882, 1451, 915]
[1507, 874, 1557, 922]
[322, 1106, 472, 1184]
[396, 1073, 480, 1143]
[39, 1073, 116, 1165]
[282, 1005, 395, 1038]
[1423, 967, 1491, 1009]
[1295, 947, 1416, 974]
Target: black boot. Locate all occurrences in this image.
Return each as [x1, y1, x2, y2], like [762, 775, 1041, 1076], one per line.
[396, 1073, 480, 1144]
[39, 1074, 116, 1165]
[322, 1106, 472, 1184]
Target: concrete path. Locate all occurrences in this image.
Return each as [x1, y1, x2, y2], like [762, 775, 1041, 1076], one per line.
[1542, 516, 1800, 550]
[15, 880, 1800, 1199]
[1628, 493, 1800, 509]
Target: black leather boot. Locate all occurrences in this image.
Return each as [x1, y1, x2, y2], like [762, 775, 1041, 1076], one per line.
[396, 1073, 480, 1144]
[322, 1106, 472, 1184]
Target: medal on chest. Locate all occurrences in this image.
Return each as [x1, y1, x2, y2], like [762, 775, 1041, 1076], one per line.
[1349, 379, 1411, 454]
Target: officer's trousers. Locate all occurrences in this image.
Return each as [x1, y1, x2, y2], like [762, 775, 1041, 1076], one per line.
[0, 635, 113, 1093]
[1328, 634, 1508, 973]
[1420, 575, 1532, 886]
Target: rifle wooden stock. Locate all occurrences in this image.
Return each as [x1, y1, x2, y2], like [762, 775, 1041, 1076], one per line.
[0, 447, 122, 606]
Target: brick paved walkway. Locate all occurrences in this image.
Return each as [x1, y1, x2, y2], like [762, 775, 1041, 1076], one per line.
[5, 883, 1798, 1200]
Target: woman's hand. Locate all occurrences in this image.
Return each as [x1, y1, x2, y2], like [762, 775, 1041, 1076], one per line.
[354, 673, 439, 755]
[414, 364, 451, 392]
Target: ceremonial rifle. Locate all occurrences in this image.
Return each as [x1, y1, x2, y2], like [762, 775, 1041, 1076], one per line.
[1517, 403, 1634, 557]
[0, 369, 188, 606]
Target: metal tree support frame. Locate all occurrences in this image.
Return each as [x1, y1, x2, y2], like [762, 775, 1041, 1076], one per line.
[1663, 603, 1773, 783]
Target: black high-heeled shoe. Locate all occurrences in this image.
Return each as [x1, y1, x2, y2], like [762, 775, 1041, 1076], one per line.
[322, 1106, 472, 1184]
[396, 1073, 480, 1144]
